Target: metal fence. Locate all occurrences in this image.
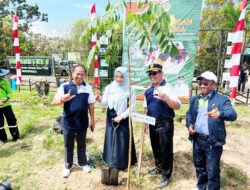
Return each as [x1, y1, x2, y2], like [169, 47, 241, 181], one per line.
[11, 79, 58, 93]
[191, 84, 250, 106]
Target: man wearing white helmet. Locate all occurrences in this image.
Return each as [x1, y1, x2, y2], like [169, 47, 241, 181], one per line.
[186, 71, 237, 190]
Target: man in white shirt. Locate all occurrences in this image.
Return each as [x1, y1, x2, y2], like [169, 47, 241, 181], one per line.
[52, 65, 95, 178]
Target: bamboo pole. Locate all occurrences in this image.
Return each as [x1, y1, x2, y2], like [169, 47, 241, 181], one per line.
[126, 30, 132, 190]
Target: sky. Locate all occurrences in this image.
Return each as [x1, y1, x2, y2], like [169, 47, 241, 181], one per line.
[26, 0, 241, 38]
[26, 0, 118, 37]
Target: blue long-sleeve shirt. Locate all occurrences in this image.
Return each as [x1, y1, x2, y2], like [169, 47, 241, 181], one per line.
[186, 90, 237, 147]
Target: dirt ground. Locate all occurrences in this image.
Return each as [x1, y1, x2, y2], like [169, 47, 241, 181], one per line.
[25, 119, 250, 190]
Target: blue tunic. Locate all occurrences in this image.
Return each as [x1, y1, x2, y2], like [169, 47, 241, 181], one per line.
[103, 107, 137, 169]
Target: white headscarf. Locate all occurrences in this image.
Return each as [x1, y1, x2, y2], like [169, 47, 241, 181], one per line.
[107, 67, 129, 115]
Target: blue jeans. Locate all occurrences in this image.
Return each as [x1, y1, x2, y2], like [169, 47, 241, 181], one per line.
[193, 135, 223, 190]
[63, 128, 87, 169]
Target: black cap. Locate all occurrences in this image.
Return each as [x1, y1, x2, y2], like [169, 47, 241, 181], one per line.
[146, 64, 162, 73]
[178, 75, 185, 80]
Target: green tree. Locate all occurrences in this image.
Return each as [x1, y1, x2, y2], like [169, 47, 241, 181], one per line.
[80, 1, 178, 188]
[0, 0, 48, 61]
[80, 0, 178, 70]
[0, 0, 48, 31]
[221, 5, 241, 28]
[69, 18, 91, 66]
[197, 0, 233, 76]
[0, 21, 13, 61]
[197, 0, 250, 76]
[200, 0, 234, 29]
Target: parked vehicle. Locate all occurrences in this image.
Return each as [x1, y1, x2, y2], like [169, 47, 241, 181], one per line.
[55, 61, 77, 76]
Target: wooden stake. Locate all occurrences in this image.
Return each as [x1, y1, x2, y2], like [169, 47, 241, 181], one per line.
[137, 123, 146, 177]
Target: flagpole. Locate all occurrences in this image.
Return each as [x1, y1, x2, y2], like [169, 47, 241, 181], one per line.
[229, 0, 248, 105]
[91, 3, 99, 88]
[13, 12, 22, 86]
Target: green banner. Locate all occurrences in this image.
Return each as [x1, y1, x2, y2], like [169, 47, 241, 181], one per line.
[7, 56, 52, 76]
[122, 0, 203, 101]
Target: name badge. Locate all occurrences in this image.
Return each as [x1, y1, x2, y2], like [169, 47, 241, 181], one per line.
[78, 87, 86, 93]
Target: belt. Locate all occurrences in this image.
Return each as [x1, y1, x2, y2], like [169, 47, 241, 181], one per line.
[196, 133, 209, 140]
[156, 118, 173, 124]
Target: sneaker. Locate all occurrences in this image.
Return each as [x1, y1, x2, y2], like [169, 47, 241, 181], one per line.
[62, 168, 72, 178]
[158, 175, 169, 188]
[82, 165, 91, 173]
[148, 168, 161, 175]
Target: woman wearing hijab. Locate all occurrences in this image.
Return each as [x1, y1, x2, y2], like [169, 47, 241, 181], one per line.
[96, 67, 137, 170]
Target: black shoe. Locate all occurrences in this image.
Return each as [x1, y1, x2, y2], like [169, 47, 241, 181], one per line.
[0, 139, 7, 145]
[158, 175, 169, 188]
[148, 168, 161, 175]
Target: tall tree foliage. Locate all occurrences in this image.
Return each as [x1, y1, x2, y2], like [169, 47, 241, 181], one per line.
[195, 0, 250, 75]
[221, 5, 241, 28]
[0, 0, 48, 31]
[0, 0, 48, 62]
[69, 18, 91, 63]
[200, 0, 234, 29]
[80, 0, 178, 69]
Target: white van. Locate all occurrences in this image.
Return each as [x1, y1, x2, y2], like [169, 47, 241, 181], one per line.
[57, 61, 77, 76]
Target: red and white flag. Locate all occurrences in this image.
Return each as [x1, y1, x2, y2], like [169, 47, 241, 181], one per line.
[13, 13, 22, 84]
[229, 0, 248, 100]
[91, 3, 99, 87]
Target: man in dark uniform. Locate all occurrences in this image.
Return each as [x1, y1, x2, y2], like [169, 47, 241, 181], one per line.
[238, 66, 248, 93]
[0, 69, 20, 144]
[144, 63, 181, 188]
[52, 65, 95, 177]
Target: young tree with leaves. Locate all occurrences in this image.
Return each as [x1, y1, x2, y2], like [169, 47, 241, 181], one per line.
[80, 0, 180, 189]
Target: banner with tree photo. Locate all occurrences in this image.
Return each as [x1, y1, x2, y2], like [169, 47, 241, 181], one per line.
[122, 0, 203, 101]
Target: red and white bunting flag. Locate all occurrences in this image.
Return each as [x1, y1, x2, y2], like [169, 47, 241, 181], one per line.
[13, 13, 21, 84]
[229, 0, 248, 99]
[91, 3, 99, 87]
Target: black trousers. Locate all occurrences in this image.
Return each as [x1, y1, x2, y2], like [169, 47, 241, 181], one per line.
[149, 119, 174, 178]
[0, 105, 20, 141]
[63, 127, 88, 169]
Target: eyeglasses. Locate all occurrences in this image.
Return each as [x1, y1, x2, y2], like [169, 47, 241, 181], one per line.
[198, 81, 211, 86]
[148, 71, 161, 76]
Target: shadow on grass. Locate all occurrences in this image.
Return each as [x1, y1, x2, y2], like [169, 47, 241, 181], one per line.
[21, 124, 50, 139]
[132, 150, 248, 190]
[86, 137, 94, 144]
[172, 151, 196, 181]
[0, 141, 31, 158]
[172, 151, 249, 190]
[221, 163, 249, 189]
[0, 124, 49, 158]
